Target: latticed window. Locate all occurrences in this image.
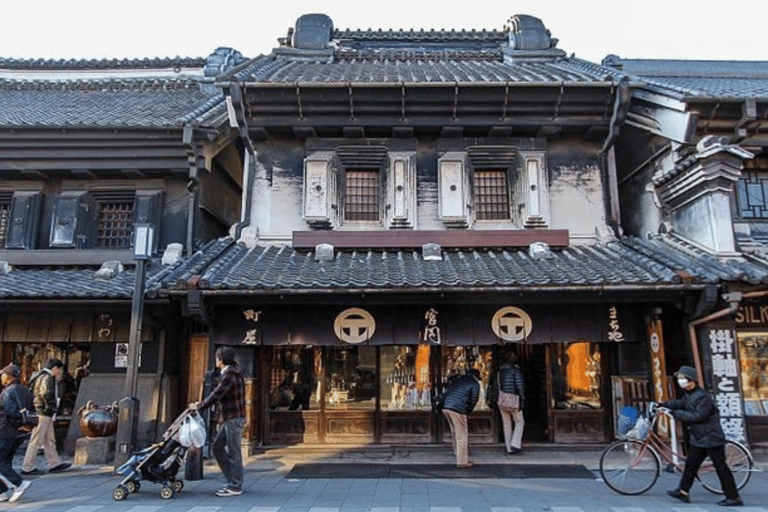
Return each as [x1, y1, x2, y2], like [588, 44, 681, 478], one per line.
[737, 158, 768, 219]
[0, 197, 10, 247]
[474, 169, 510, 220]
[344, 169, 380, 221]
[96, 200, 134, 248]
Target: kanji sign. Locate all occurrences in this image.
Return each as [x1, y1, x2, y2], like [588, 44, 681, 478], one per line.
[705, 325, 746, 442]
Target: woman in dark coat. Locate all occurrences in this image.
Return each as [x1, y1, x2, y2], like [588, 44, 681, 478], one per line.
[498, 352, 525, 454]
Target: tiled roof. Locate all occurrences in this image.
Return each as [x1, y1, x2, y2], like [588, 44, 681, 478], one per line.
[161, 235, 768, 295]
[0, 261, 176, 300]
[0, 56, 207, 70]
[602, 56, 768, 100]
[5, 234, 766, 300]
[247, 57, 618, 85]
[0, 48, 246, 129]
[233, 25, 623, 86]
[0, 86, 226, 128]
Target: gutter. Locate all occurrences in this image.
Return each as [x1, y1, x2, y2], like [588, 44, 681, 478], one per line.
[164, 283, 706, 298]
[687, 290, 768, 386]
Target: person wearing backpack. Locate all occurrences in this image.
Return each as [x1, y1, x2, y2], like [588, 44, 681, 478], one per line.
[0, 364, 33, 502]
[21, 359, 71, 476]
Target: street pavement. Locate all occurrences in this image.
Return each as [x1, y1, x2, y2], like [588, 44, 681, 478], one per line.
[2, 444, 766, 512]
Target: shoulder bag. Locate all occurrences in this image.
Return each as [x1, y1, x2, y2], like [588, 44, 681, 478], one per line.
[497, 373, 520, 412]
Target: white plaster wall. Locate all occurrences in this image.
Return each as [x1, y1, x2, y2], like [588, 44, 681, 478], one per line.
[548, 163, 606, 243]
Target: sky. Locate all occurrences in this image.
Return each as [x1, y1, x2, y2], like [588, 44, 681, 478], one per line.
[1, 0, 766, 64]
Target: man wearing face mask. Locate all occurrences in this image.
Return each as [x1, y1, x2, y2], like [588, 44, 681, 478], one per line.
[660, 365, 743, 507]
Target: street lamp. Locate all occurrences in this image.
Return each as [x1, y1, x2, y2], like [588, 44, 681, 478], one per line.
[115, 223, 155, 469]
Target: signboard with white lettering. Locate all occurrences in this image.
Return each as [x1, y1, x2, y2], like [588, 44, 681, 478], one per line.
[703, 324, 747, 443]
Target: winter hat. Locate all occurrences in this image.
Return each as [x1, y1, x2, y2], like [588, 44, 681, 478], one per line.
[674, 365, 697, 381]
[1, 363, 20, 378]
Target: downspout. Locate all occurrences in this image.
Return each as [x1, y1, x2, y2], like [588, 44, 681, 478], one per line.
[687, 290, 768, 386]
[182, 124, 198, 256]
[226, 78, 255, 240]
[600, 77, 632, 233]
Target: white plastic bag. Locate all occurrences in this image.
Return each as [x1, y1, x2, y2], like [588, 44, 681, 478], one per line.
[625, 416, 649, 440]
[178, 411, 206, 448]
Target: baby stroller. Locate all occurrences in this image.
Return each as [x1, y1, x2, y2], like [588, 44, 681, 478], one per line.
[113, 408, 205, 500]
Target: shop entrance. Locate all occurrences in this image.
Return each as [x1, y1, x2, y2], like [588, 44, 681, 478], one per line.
[263, 345, 497, 445]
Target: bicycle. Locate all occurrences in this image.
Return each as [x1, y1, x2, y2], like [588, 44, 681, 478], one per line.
[599, 402, 754, 495]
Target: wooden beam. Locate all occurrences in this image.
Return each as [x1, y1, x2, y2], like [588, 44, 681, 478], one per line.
[292, 229, 569, 249]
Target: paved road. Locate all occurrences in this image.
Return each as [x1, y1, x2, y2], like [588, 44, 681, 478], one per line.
[3, 445, 765, 511]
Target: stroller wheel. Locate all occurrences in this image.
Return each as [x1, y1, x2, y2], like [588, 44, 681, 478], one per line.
[126, 481, 141, 493]
[160, 486, 174, 500]
[113, 486, 129, 501]
[171, 479, 184, 492]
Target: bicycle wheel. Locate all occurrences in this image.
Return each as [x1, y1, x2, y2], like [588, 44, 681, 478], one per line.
[698, 440, 753, 494]
[600, 439, 661, 495]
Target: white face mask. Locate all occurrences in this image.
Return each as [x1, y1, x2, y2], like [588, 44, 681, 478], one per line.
[677, 378, 690, 388]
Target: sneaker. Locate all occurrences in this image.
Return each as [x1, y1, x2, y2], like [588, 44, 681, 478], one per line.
[20, 468, 43, 476]
[667, 489, 690, 503]
[9, 480, 31, 502]
[717, 497, 744, 507]
[0, 491, 10, 502]
[49, 463, 71, 473]
[215, 486, 243, 497]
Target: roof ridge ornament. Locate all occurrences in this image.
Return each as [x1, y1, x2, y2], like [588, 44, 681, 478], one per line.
[501, 14, 566, 63]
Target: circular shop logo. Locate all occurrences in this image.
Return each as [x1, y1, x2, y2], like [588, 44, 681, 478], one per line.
[334, 308, 376, 344]
[492, 306, 533, 341]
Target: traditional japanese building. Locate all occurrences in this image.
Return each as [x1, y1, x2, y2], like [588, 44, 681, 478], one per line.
[605, 56, 768, 445]
[0, 50, 246, 447]
[160, 14, 768, 450]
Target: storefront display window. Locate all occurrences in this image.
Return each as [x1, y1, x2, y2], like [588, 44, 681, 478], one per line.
[551, 342, 602, 410]
[268, 347, 319, 411]
[440, 346, 493, 411]
[737, 332, 768, 416]
[381, 345, 432, 410]
[324, 346, 376, 410]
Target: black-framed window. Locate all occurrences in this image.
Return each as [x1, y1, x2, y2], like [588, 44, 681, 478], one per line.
[344, 168, 381, 222]
[474, 168, 511, 220]
[96, 199, 134, 248]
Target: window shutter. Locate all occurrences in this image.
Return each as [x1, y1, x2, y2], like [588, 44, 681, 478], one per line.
[386, 152, 417, 229]
[438, 152, 469, 228]
[303, 152, 337, 228]
[135, 191, 163, 251]
[5, 192, 43, 249]
[518, 151, 549, 228]
[50, 192, 91, 248]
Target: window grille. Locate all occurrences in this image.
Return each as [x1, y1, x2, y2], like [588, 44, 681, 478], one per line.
[0, 200, 10, 247]
[96, 201, 134, 247]
[345, 169, 380, 221]
[474, 169, 510, 220]
[737, 172, 768, 219]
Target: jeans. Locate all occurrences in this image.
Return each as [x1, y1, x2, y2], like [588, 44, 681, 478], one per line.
[679, 444, 739, 500]
[0, 434, 22, 489]
[212, 418, 244, 490]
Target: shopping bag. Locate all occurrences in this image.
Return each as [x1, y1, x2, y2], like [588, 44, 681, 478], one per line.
[178, 411, 207, 448]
